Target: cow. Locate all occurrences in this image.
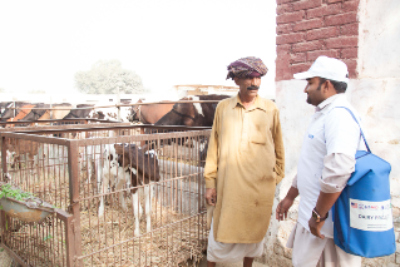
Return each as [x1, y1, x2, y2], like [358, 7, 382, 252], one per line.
[5, 104, 37, 128]
[98, 143, 160, 236]
[3, 137, 41, 174]
[155, 94, 230, 127]
[0, 102, 29, 123]
[129, 99, 174, 124]
[52, 103, 73, 120]
[87, 104, 132, 123]
[152, 95, 229, 164]
[22, 104, 50, 121]
[63, 104, 95, 120]
[0, 102, 12, 114]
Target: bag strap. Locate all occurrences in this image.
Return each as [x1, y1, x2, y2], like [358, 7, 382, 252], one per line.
[334, 106, 371, 153]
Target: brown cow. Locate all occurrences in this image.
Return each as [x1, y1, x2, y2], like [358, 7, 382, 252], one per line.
[6, 104, 36, 128]
[4, 137, 41, 173]
[0, 102, 29, 122]
[130, 100, 174, 124]
[155, 94, 230, 126]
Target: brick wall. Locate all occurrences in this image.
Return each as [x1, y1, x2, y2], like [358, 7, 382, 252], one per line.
[276, 0, 359, 81]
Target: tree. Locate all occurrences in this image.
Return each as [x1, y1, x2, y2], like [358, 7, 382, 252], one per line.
[74, 60, 145, 94]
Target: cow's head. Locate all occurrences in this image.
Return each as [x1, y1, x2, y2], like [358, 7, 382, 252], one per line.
[128, 99, 143, 122]
[114, 143, 160, 183]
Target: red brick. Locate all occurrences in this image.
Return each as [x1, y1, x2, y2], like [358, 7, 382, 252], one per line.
[326, 37, 358, 49]
[291, 63, 312, 75]
[277, 44, 292, 55]
[292, 40, 323, 52]
[306, 4, 341, 19]
[340, 23, 358, 35]
[307, 50, 340, 61]
[342, 59, 358, 78]
[341, 48, 358, 59]
[277, 33, 305, 45]
[293, 19, 323, 31]
[277, 4, 293, 15]
[326, 0, 343, 3]
[325, 13, 358, 26]
[293, 0, 322, 11]
[277, 23, 293, 34]
[277, 11, 305, 24]
[291, 53, 307, 63]
[306, 27, 339, 40]
[343, 0, 360, 12]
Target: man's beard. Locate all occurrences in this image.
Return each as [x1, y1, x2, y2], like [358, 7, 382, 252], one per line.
[247, 85, 259, 91]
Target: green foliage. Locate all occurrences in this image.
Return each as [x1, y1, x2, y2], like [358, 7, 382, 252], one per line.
[44, 235, 53, 241]
[0, 184, 32, 201]
[74, 60, 145, 94]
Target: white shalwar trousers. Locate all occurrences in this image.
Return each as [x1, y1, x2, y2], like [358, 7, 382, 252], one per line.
[207, 220, 263, 263]
[287, 223, 361, 267]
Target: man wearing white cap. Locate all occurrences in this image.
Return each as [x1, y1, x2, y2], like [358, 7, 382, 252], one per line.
[276, 56, 363, 266]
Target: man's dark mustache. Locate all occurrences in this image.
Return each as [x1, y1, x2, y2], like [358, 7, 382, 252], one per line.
[247, 86, 259, 90]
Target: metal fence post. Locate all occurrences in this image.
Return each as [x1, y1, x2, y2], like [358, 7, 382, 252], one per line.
[68, 140, 83, 267]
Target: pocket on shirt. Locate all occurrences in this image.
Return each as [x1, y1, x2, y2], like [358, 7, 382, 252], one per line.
[251, 132, 267, 145]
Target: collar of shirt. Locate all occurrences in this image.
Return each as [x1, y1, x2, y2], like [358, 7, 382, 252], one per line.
[315, 94, 345, 114]
[231, 94, 266, 112]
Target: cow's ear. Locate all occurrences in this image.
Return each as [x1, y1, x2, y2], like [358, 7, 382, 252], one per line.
[114, 144, 129, 156]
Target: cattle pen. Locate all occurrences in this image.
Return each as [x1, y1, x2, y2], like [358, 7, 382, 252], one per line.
[0, 124, 211, 267]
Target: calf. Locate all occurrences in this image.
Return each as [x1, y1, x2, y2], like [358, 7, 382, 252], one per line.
[4, 138, 41, 173]
[98, 143, 160, 236]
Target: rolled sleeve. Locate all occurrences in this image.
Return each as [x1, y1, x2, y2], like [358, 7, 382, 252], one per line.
[320, 153, 355, 193]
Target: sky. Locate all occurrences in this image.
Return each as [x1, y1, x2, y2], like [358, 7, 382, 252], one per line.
[0, 0, 277, 99]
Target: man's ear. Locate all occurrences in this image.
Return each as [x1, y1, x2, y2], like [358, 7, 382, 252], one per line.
[233, 77, 239, 86]
[324, 80, 337, 96]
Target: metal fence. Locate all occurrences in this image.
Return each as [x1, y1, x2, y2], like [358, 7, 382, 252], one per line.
[0, 125, 210, 266]
[0, 119, 124, 128]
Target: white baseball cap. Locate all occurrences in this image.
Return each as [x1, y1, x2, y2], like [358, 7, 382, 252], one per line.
[293, 56, 349, 83]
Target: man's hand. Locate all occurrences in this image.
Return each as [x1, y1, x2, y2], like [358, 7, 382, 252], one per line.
[276, 197, 294, 221]
[308, 217, 325, 239]
[205, 188, 217, 206]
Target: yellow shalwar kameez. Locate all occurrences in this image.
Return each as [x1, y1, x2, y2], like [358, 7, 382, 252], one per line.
[204, 94, 285, 244]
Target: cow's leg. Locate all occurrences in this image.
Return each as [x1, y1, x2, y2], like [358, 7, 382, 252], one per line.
[115, 175, 128, 212]
[144, 184, 153, 233]
[98, 172, 109, 217]
[132, 189, 141, 236]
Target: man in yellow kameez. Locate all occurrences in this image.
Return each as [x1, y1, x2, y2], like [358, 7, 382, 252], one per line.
[204, 57, 285, 267]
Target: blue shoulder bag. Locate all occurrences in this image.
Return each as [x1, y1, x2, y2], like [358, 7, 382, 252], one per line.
[333, 107, 395, 258]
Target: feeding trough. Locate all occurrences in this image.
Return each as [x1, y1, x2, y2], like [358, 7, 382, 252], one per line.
[0, 184, 54, 223]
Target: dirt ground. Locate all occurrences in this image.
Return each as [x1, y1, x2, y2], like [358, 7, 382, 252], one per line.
[0, 249, 12, 267]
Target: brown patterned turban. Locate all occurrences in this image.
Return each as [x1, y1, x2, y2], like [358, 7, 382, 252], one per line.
[226, 56, 268, 80]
